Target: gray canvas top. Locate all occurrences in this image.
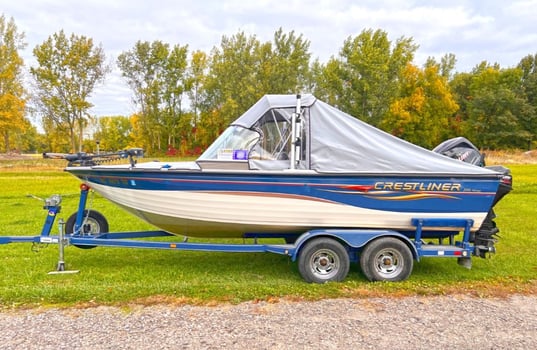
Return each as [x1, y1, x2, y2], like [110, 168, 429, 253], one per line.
[231, 94, 499, 175]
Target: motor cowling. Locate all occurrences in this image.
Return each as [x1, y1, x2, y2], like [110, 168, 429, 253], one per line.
[432, 136, 485, 166]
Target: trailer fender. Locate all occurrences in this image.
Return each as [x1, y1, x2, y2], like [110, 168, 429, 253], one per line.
[291, 229, 419, 262]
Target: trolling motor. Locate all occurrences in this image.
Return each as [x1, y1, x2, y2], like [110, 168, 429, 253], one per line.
[43, 148, 144, 167]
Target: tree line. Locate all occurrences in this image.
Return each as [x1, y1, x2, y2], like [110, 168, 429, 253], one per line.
[1, 14, 536, 155]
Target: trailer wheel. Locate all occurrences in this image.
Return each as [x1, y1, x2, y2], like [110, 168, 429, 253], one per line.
[360, 237, 413, 282]
[298, 237, 350, 283]
[65, 210, 109, 249]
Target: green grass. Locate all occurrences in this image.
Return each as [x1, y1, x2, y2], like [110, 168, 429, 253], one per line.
[0, 162, 536, 309]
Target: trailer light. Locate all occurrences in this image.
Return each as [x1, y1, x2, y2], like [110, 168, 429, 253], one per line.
[80, 183, 91, 191]
[501, 175, 512, 186]
[462, 251, 468, 257]
[454, 251, 462, 256]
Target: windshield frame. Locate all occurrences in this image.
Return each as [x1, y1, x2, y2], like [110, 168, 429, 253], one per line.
[198, 126, 261, 160]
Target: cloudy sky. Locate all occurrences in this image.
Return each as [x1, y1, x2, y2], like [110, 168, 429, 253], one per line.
[3, 0, 536, 117]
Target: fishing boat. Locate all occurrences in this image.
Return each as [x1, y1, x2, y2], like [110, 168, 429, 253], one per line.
[62, 94, 512, 247]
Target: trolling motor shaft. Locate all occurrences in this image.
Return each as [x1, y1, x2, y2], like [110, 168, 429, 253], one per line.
[43, 148, 144, 167]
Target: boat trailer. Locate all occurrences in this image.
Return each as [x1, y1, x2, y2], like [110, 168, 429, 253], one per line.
[0, 185, 490, 283]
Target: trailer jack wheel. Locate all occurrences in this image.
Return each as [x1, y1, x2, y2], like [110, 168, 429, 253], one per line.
[360, 237, 413, 282]
[298, 237, 350, 283]
[65, 210, 109, 249]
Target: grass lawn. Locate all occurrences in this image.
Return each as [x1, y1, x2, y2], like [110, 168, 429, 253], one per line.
[0, 158, 536, 309]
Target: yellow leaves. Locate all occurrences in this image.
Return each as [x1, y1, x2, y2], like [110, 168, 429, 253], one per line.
[409, 87, 426, 112]
[0, 91, 27, 152]
[383, 63, 459, 148]
[0, 90, 26, 128]
[401, 63, 421, 87]
[0, 16, 26, 130]
[388, 85, 424, 120]
[389, 100, 411, 122]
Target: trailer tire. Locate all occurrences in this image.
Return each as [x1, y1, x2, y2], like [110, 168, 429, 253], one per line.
[298, 237, 350, 283]
[65, 210, 109, 249]
[360, 237, 413, 282]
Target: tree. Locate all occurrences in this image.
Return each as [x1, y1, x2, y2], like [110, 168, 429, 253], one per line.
[519, 54, 537, 105]
[201, 31, 262, 141]
[451, 62, 534, 149]
[31, 30, 109, 152]
[93, 115, 132, 151]
[381, 63, 459, 148]
[0, 15, 27, 152]
[118, 40, 164, 153]
[517, 54, 537, 148]
[199, 29, 312, 147]
[128, 113, 145, 150]
[187, 50, 209, 149]
[117, 40, 190, 154]
[310, 58, 345, 107]
[17, 122, 45, 153]
[257, 28, 312, 94]
[314, 29, 418, 126]
[162, 44, 190, 149]
[438, 53, 457, 80]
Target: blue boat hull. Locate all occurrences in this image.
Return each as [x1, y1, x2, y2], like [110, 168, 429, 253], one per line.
[67, 166, 503, 239]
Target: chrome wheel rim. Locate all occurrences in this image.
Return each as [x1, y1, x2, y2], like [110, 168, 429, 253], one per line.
[373, 249, 404, 279]
[309, 249, 340, 280]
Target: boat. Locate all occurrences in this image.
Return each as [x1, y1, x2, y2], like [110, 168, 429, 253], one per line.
[61, 94, 512, 246]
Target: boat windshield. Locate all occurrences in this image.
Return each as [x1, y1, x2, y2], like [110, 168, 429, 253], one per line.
[198, 107, 297, 162]
[198, 126, 260, 160]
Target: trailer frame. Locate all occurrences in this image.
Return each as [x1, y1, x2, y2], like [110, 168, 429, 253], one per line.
[0, 185, 482, 282]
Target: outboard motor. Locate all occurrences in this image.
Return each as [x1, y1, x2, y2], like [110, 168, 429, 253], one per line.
[432, 136, 485, 166]
[433, 137, 513, 257]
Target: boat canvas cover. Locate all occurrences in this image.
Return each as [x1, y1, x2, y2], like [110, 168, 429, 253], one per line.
[231, 94, 498, 175]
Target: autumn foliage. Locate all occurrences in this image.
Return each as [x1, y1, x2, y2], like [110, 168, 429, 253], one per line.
[1, 15, 536, 155]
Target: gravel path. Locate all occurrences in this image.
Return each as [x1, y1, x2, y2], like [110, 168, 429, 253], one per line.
[1, 295, 536, 349]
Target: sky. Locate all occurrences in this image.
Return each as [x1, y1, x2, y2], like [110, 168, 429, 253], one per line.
[2, 0, 537, 117]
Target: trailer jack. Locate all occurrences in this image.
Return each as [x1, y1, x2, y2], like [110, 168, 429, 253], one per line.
[47, 219, 79, 275]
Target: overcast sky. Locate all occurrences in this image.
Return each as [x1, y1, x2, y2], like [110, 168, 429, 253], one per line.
[2, 0, 537, 117]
